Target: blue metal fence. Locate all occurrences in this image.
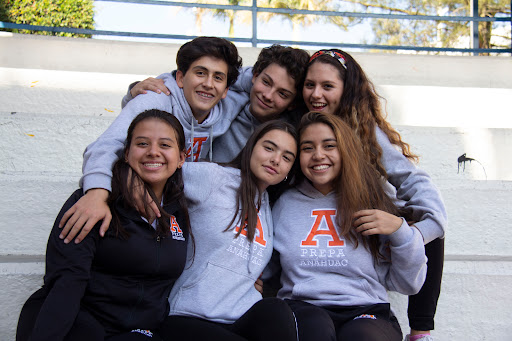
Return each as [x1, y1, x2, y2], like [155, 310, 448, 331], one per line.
[1, 0, 510, 55]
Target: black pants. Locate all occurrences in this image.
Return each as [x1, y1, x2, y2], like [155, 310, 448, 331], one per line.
[159, 297, 297, 341]
[407, 237, 445, 331]
[286, 299, 402, 341]
[16, 293, 162, 341]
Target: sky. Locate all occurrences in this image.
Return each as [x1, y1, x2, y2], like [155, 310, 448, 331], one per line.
[92, 1, 372, 49]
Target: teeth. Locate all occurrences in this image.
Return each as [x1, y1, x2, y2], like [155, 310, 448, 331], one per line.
[198, 92, 213, 98]
[311, 103, 326, 108]
[313, 165, 329, 170]
[144, 163, 163, 168]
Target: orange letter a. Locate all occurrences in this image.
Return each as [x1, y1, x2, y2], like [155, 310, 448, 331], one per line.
[235, 216, 267, 247]
[301, 210, 344, 247]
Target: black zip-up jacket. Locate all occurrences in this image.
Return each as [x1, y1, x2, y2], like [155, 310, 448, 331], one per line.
[24, 189, 189, 340]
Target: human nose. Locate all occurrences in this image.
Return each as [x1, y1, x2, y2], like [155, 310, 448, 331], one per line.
[311, 86, 322, 99]
[312, 148, 324, 160]
[203, 75, 214, 88]
[262, 89, 272, 102]
[270, 152, 280, 165]
[147, 144, 160, 157]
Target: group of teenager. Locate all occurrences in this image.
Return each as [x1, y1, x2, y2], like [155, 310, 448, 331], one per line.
[16, 36, 446, 341]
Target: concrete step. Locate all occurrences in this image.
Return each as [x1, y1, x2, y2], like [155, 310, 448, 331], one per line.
[3, 256, 511, 340]
[2, 111, 511, 180]
[2, 173, 511, 258]
[3, 66, 512, 129]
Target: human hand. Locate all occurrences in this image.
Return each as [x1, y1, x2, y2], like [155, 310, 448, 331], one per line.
[254, 276, 264, 294]
[130, 77, 170, 98]
[353, 209, 403, 236]
[59, 188, 112, 244]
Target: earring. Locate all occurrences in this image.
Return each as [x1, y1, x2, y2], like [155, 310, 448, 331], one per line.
[284, 176, 288, 181]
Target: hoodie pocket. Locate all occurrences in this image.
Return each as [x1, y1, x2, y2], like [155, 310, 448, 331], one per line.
[291, 276, 380, 303]
[170, 262, 261, 322]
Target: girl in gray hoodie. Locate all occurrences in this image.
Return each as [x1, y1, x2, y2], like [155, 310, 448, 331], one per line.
[158, 120, 299, 340]
[270, 112, 427, 341]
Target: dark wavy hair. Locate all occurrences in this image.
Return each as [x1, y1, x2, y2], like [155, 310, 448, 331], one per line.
[176, 36, 242, 87]
[253, 44, 309, 107]
[298, 112, 410, 260]
[306, 49, 418, 178]
[224, 120, 298, 242]
[108, 109, 191, 242]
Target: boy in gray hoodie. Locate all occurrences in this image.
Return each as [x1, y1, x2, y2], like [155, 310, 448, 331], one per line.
[80, 36, 248, 193]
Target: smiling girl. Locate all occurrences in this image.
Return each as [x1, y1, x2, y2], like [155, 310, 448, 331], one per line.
[17, 110, 190, 340]
[157, 120, 299, 341]
[271, 112, 427, 341]
[302, 49, 447, 341]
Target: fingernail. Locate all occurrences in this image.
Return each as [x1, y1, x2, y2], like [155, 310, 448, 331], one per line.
[59, 234, 64, 239]
[64, 239, 69, 244]
[74, 239, 80, 244]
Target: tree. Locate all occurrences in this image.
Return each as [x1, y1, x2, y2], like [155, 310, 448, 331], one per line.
[333, 0, 511, 53]
[262, 0, 337, 41]
[0, 0, 94, 38]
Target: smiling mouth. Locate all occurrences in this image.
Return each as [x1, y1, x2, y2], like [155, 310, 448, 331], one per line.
[197, 91, 214, 99]
[311, 102, 327, 109]
[312, 164, 330, 171]
[143, 162, 164, 168]
[264, 165, 277, 174]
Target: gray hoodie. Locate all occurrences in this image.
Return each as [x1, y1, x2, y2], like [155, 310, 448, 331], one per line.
[211, 103, 261, 163]
[80, 71, 249, 192]
[271, 180, 427, 307]
[169, 162, 273, 323]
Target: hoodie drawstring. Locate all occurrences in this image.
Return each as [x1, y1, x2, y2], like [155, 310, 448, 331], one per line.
[209, 126, 213, 162]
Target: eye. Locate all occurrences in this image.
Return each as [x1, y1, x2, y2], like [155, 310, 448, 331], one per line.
[324, 143, 336, 150]
[301, 146, 313, 152]
[161, 143, 171, 148]
[136, 142, 148, 147]
[304, 82, 314, 88]
[264, 145, 273, 152]
[215, 75, 224, 82]
[278, 91, 289, 99]
[262, 79, 270, 86]
[196, 70, 205, 76]
[282, 154, 293, 162]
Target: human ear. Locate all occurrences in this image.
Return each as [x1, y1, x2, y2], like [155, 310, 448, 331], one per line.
[178, 151, 186, 168]
[176, 70, 185, 89]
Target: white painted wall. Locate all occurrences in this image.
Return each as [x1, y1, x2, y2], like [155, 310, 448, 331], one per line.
[1, 33, 511, 340]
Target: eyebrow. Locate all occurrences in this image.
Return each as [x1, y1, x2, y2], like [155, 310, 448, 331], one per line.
[264, 139, 296, 159]
[263, 72, 295, 95]
[134, 136, 175, 142]
[300, 138, 336, 146]
[193, 65, 227, 78]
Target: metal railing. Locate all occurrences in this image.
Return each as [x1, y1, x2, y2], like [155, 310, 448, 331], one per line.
[1, 0, 510, 55]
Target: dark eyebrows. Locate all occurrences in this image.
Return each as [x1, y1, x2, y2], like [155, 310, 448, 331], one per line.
[192, 65, 226, 78]
[263, 139, 296, 159]
[300, 138, 336, 146]
[134, 136, 176, 143]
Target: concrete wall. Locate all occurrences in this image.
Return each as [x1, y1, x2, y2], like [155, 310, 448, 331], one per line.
[1, 32, 511, 340]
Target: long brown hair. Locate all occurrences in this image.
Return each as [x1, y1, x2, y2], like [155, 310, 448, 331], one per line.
[298, 112, 407, 260]
[225, 120, 298, 242]
[108, 109, 191, 241]
[307, 49, 418, 178]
